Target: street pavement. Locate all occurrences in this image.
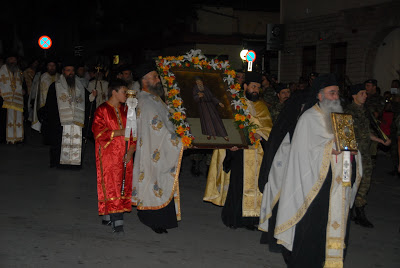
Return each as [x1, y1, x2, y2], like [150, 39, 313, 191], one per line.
[1, 128, 399, 268]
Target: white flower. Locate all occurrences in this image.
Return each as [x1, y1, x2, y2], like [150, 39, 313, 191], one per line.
[231, 99, 243, 108]
[223, 75, 235, 85]
[175, 107, 186, 113]
[220, 61, 229, 69]
[227, 87, 239, 95]
[209, 60, 219, 70]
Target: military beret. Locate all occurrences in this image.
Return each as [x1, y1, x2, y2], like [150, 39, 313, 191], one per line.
[274, 83, 290, 94]
[350, 83, 365, 95]
[364, 79, 377, 86]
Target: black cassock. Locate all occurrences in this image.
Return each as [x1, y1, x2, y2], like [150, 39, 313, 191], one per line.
[137, 200, 178, 230]
[221, 147, 261, 229]
[258, 89, 312, 252]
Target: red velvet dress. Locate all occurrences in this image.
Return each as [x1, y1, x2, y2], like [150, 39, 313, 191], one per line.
[92, 102, 136, 215]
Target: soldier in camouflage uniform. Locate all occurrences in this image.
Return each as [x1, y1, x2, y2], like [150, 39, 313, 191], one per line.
[261, 73, 277, 108]
[345, 84, 391, 228]
[388, 80, 400, 175]
[269, 83, 291, 124]
[364, 79, 386, 167]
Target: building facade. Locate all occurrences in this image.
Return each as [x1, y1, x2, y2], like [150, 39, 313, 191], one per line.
[280, 0, 400, 92]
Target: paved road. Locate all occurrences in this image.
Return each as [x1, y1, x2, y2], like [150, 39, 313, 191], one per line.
[1, 129, 399, 268]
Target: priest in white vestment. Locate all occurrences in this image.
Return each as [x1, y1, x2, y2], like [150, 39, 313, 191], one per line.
[0, 54, 24, 144]
[87, 69, 109, 108]
[31, 59, 60, 132]
[43, 58, 85, 168]
[131, 62, 184, 234]
[262, 74, 363, 268]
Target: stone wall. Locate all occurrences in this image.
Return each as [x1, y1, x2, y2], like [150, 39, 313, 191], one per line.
[280, 1, 400, 86]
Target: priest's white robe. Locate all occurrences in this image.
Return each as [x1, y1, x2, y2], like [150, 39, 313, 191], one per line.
[272, 104, 363, 267]
[0, 64, 24, 143]
[31, 72, 60, 132]
[132, 91, 184, 220]
[55, 75, 85, 165]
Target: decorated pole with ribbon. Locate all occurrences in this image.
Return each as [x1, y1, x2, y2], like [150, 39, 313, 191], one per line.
[121, 89, 138, 196]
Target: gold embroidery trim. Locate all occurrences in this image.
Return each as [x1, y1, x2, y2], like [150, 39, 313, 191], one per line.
[323, 259, 344, 268]
[98, 196, 131, 202]
[274, 140, 332, 236]
[342, 181, 351, 187]
[134, 146, 184, 217]
[98, 208, 131, 216]
[259, 190, 281, 225]
[95, 128, 108, 140]
[74, 121, 84, 128]
[104, 130, 114, 149]
[98, 146, 108, 211]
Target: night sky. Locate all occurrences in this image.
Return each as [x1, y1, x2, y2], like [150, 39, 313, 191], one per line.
[1, 0, 279, 62]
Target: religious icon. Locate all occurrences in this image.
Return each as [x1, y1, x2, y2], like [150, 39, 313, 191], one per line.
[331, 112, 358, 151]
[192, 76, 229, 141]
[159, 66, 248, 149]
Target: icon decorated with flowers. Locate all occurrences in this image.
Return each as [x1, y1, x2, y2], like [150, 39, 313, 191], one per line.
[155, 49, 259, 148]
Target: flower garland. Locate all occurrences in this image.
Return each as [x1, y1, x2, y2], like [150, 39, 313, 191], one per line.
[155, 49, 259, 148]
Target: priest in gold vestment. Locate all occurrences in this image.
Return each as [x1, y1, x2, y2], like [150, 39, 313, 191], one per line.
[203, 71, 272, 230]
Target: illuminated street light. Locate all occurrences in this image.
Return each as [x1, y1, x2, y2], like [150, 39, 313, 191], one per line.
[240, 49, 248, 60]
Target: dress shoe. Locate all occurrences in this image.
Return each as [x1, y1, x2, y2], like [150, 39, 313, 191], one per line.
[207, 136, 211, 140]
[354, 206, 374, 228]
[102, 220, 112, 226]
[112, 225, 124, 233]
[151, 227, 167, 234]
[244, 224, 257, 231]
[223, 136, 229, 141]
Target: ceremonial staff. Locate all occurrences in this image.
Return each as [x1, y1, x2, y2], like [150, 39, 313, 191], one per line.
[121, 89, 138, 196]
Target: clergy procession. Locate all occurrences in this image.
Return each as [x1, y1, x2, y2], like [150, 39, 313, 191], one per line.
[1, 48, 399, 268]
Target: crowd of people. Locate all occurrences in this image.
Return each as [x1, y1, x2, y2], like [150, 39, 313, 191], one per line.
[1, 50, 399, 267]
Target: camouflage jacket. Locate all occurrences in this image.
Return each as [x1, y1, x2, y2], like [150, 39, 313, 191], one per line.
[365, 93, 385, 118]
[262, 86, 278, 107]
[269, 101, 285, 124]
[345, 102, 372, 155]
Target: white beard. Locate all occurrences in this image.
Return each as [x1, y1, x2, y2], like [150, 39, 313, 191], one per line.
[319, 98, 343, 134]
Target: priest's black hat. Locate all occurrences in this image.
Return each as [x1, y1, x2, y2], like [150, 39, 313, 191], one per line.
[311, 73, 338, 96]
[45, 57, 57, 65]
[4, 50, 19, 60]
[350, 83, 365, 95]
[244, 71, 262, 84]
[134, 61, 157, 79]
[118, 64, 132, 73]
[61, 55, 77, 68]
[274, 83, 290, 94]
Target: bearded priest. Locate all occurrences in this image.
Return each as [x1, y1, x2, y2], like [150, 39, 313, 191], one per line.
[269, 74, 363, 268]
[0, 53, 24, 144]
[31, 58, 60, 133]
[131, 62, 184, 234]
[204, 71, 273, 230]
[43, 57, 86, 169]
